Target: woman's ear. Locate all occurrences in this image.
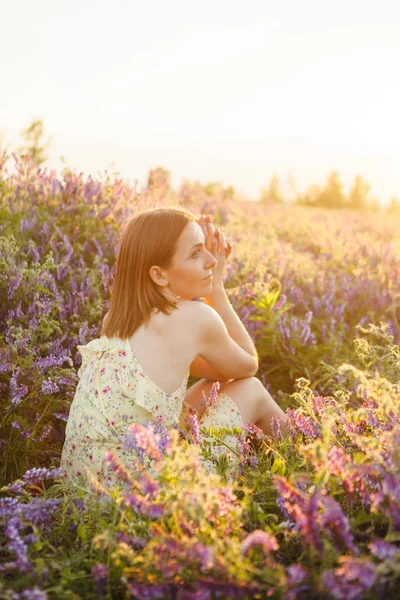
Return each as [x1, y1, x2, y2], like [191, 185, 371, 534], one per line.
[149, 265, 168, 287]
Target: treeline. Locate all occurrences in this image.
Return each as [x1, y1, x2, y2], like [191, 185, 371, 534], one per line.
[2, 118, 398, 213]
[260, 172, 400, 213]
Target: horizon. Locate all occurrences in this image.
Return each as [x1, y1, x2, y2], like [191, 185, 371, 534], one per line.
[2, 0, 400, 205]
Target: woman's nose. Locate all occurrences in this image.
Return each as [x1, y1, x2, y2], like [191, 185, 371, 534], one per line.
[206, 251, 217, 268]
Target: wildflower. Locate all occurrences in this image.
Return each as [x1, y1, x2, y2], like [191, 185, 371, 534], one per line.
[321, 557, 377, 600]
[91, 562, 109, 589]
[270, 415, 283, 440]
[369, 539, 400, 561]
[245, 422, 264, 440]
[22, 467, 62, 485]
[0, 516, 32, 573]
[321, 496, 358, 554]
[188, 411, 201, 445]
[126, 423, 162, 461]
[104, 451, 136, 485]
[285, 565, 309, 600]
[12, 587, 48, 600]
[139, 472, 159, 499]
[241, 529, 279, 555]
[200, 382, 220, 411]
[40, 379, 60, 395]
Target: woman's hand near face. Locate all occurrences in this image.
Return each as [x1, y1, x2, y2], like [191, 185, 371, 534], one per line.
[197, 214, 233, 288]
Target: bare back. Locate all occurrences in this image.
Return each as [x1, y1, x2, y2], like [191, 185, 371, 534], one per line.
[127, 300, 199, 394]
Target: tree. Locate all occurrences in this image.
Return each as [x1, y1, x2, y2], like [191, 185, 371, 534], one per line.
[147, 167, 171, 192]
[260, 173, 284, 204]
[317, 170, 346, 209]
[387, 196, 400, 213]
[17, 118, 52, 165]
[347, 174, 372, 210]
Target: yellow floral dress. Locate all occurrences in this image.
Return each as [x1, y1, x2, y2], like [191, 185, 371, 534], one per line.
[60, 336, 245, 491]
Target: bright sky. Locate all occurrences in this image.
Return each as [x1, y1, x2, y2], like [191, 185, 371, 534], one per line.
[1, 0, 400, 204]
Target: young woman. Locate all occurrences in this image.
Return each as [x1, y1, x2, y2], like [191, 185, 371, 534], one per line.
[60, 207, 288, 489]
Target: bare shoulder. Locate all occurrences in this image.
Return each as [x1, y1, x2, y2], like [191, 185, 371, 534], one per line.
[176, 300, 215, 331]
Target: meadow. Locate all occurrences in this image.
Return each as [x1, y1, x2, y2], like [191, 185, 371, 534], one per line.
[1, 153, 400, 599]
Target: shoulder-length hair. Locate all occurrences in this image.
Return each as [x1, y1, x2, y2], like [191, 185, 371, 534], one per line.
[102, 206, 197, 339]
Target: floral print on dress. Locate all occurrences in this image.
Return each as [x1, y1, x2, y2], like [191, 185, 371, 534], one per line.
[61, 336, 245, 491]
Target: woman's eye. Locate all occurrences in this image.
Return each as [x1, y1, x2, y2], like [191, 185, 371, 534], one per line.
[192, 250, 200, 258]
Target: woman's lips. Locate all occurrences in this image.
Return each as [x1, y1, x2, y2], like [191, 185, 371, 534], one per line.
[204, 274, 213, 281]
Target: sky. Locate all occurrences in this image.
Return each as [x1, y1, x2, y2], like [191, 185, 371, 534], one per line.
[1, 0, 400, 204]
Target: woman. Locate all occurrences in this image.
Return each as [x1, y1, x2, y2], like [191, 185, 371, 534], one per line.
[60, 207, 288, 490]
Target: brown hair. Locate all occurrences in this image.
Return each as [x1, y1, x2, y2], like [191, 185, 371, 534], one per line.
[102, 206, 197, 339]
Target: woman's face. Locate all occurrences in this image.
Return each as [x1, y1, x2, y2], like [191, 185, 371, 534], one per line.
[151, 221, 217, 302]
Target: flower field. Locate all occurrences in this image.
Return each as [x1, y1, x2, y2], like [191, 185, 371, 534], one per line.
[1, 154, 400, 599]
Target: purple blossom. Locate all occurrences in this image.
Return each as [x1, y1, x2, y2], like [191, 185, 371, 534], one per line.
[287, 410, 321, 439]
[10, 367, 29, 406]
[320, 496, 358, 555]
[40, 379, 60, 395]
[22, 467, 62, 485]
[139, 472, 159, 499]
[369, 539, 400, 561]
[0, 516, 32, 573]
[241, 530, 279, 555]
[91, 562, 109, 588]
[188, 411, 201, 445]
[12, 587, 47, 600]
[124, 493, 164, 518]
[126, 423, 162, 461]
[200, 381, 220, 410]
[321, 557, 377, 600]
[125, 582, 173, 599]
[104, 451, 135, 484]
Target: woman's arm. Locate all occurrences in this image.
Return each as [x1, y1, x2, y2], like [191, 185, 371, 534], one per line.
[189, 354, 232, 381]
[197, 215, 258, 362]
[203, 285, 258, 360]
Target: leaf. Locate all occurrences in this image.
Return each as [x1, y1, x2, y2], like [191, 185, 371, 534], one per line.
[270, 456, 286, 475]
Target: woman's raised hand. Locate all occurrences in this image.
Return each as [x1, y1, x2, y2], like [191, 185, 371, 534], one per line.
[197, 214, 233, 285]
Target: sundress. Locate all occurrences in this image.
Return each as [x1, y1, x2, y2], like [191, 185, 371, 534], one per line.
[60, 336, 245, 492]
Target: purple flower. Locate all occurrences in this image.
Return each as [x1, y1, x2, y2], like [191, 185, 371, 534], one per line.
[126, 423, 162, 461]
[40, 379, 60, 395]
[321, 557, 377, 600]
[125, 582, 173, 599]
[200, 381, 220, 410]
[139, 472, 159, 499]
[321, 496, 358, 555]
[241, 530, 279, 555]
[104, 451, 134, 484]
[91, 562, 109, 588]
[12, 587, 47, 600]
[22, 467, 62, 485]
[369, 539, 400, 561]
[188, 411, 200, 445]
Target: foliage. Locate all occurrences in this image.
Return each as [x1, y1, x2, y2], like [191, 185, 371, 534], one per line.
[1, 153, 400, 598]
